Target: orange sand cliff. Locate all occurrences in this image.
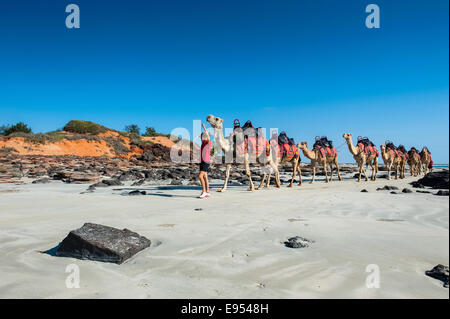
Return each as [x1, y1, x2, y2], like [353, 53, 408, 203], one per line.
[0, 132, 181, 158]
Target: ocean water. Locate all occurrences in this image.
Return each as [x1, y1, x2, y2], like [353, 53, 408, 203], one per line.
[432, 164, 449, 169]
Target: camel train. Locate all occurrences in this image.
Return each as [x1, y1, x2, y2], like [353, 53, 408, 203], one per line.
[206, 115, 433, 191]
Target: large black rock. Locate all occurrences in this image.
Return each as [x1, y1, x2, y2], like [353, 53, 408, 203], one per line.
[425, 264, 449, 288]
[56, 223, 151, 264]
[415, 170, 449, 189]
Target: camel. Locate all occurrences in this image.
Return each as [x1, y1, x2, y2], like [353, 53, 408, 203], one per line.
[407, 147, 422, 177]
[297, 141, 342, 183]
[265, 138, 302, 188]
[380, 144, 402, 180]
[206, 114, 281, 191]
[420, 147, 432, 175]
[342, 133, 378, 181]
[396, 145, 408, 179]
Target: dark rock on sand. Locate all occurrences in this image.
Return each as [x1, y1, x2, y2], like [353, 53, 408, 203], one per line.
[131, 179, 145, 186]
[435, 190, 449, 196]
[425, 264, 449, 288]
[32, 177, 50, 184]
[92, 178, 123, 188]
[284, 236, 315, 249]
[128, 190, 147, 196]
[377, 185, 399, 191]
[390, 191, 398, 194]
[361, 189, 368, 193]
[415, 171, 449, 189]
[55, 223, 151, 264]
[170, 179, 183, 186]
[402, 188, 413, 193]
[411, 181, 425, 188]
[416, 190, 431, 194]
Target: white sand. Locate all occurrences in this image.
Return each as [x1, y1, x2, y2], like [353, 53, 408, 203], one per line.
[0, 172, 448, 299]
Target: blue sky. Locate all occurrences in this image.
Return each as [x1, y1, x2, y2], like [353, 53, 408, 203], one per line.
[0, 0, 448, 163]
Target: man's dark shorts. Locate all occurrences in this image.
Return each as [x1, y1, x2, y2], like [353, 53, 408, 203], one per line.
[200, 162, 210, 172]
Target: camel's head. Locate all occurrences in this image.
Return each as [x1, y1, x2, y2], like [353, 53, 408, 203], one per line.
[298, 142, 308, 150]
[206, 114, 223, 129]
[380, 144, 386, 151]
[342, 133, 352, 140]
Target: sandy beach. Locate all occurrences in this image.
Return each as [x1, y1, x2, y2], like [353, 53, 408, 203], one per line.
[0, 169, 448, 299]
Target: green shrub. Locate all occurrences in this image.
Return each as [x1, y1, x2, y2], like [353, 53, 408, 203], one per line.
[1, 122, 32, 136]
[143, 126, 157, 137]
[124, 124, 140, 135]
[63, 120, 109, 135]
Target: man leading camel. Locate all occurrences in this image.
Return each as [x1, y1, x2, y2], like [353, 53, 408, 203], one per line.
[206, 114, 281, 192]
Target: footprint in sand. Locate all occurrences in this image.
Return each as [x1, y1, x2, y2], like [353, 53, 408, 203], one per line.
[288, 218, 308, 222]
[158, 224, 175, 228]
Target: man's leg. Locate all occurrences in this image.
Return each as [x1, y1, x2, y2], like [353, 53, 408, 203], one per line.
[199, 171, 206, 193]
[203, 172, 210, 193]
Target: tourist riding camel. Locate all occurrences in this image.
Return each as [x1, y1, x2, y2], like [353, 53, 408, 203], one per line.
[420, 147, 432, 175]
[298, 136, 342, 183]
[206, 115, 281, 192]
[407, 147, 422, 177]
[342, 133, 379, 182]
[380, 141, 404, 180]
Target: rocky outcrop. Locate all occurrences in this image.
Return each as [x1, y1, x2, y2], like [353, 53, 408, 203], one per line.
[376, 185, 399, 191]
[413, 170, 449, 189]
[55, 223, 151, 264]
[425, 264, 449, 288]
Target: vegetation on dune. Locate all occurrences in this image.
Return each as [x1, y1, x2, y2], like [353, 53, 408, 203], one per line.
[0, 122, 32, 136]
[143, 126, 157, 137]
[103, 137, 130, 155]
[5, 132, 65, 144]
[124, 124, 140, 135]
[63, 120, 109, 135]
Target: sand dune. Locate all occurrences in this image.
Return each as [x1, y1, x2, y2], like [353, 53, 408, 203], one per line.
[0, 172, 448, 298]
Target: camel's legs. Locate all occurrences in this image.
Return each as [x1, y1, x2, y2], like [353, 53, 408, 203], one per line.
[361, 164, 369, 181]
[374, 157, 378, 180]
[270, 160, 281, 188]
[357, 163, 362, 182]
[328, 162, 333, 182]
[335, 158, 342, 181]
[297, 160, 303, 186]
[257, 173, 267, 190]
[265, 172, 271, 188]
[323, 161, 329, 183]
[288, 160, 297, 187]
[218, 164, 231, 192]
[244, 159, 255, 191]
[387, 163, 392, 180]
[310, 163, 316, 184]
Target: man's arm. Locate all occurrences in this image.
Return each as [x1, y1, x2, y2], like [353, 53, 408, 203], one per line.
[202, 123, 210, 140]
